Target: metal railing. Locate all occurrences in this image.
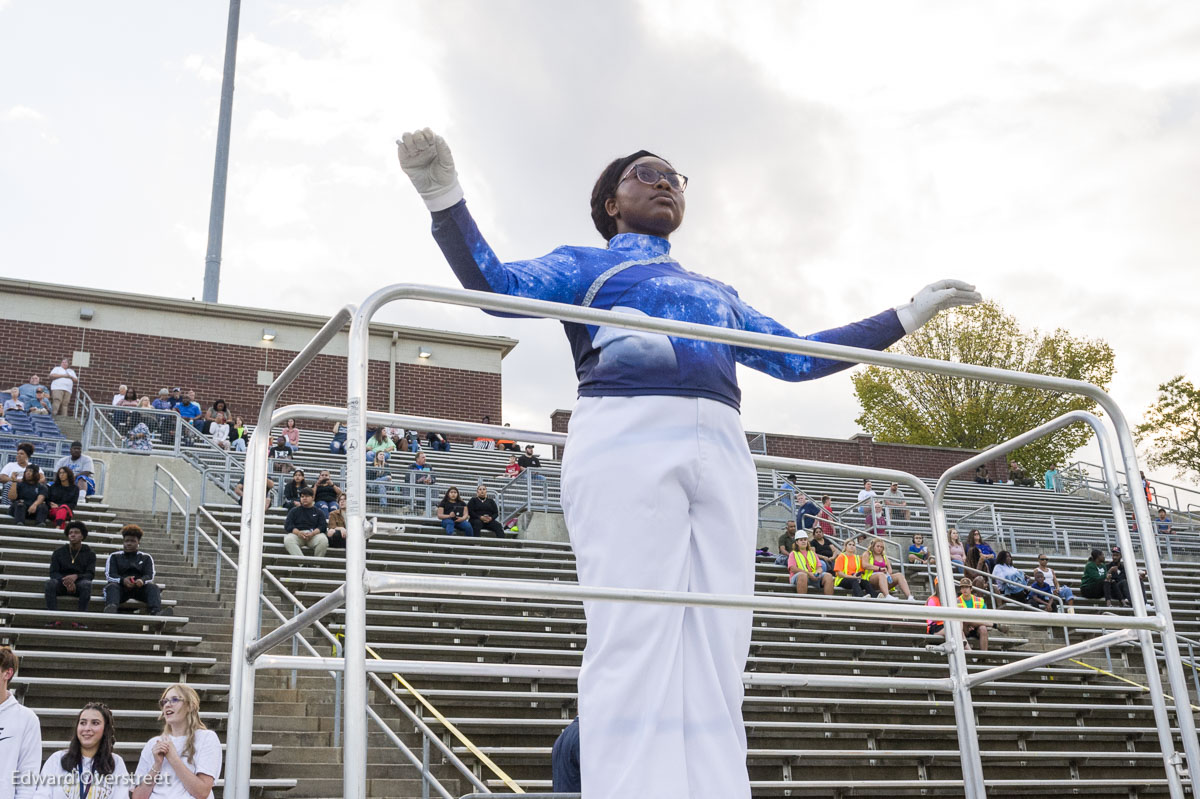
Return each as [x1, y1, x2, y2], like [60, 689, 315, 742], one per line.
[224, 284, 1200, 799]
[151, 463, 191, 560]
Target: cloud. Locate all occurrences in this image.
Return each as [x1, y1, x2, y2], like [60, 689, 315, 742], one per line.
[6, 105, 44, 121]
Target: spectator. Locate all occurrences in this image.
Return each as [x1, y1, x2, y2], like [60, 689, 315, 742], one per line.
[795, 491, 821, 531]
[907, 533, 932, 565]
[26, 388, 51, 415]
[167, 387, 183, 409]
[473, 416, 497, 450]
[1, 442, 38, 497]
[48, 358, 79, 417]
[775, 520, 798, 566]
[45, 521, 95, 616]
[326, 495, 348, 549]
[1155, 508, 1173, 536]
[46, 466, 79, 529]
[436, 487, 473, 536]
[17, 376, 42, 409]
[964, 546, 990, 591]
[517, 444, 541, 471]
[233, 472, 275, 507]
[3, 387, 24, 412]
[788, 533, 833, 596]
[504, 455, 522, 478]
[116, 387, 139, 408]
[0, 646, 42, 799]
[403, 429, 422, 452]
[965, 529, 996, 572]
[312, 470, 343, 518]
[863, 538, 913, 600]
[973, 465, 993, 485]
[176, 391, 202, 425]
[409, 452, 435, 485]
[833, 538, 874, 597]
[104, 524, 167, 615]
[957, 577, 990, 650]
[269, 434, 293, 466]
[230, 417, 250, 453]
[776, 473, 799, 512]
[809, 526, 839, 572]
[132, 684, 221, 799]
[992, 550, 1031, 604]
[124, 418, 154, 452]
[551, 717, 581, 794]
[366, 428, 394, 465]
[55, 442, 96, 497]
[329, 422, 349, 454]
[925, 590, 946, 639]
[856, 479, 877, 512]
[1105, 546, 1137, 607]
[283, 470, 308, 509]
[882, 482, 910, 520]
[36, 702, 129, 799]
[947, 527, 966, 572]
[283, 489, 329, 558]
[468, 484, 505, 537]
[1140, 471, 1155, 505]
[1080, 548, 1115, 606]
[425, 431, 451, 452]
[151, 388, 173, 411]
[497, 423, 519, 452]
[1030, 553, 1075, 612]
[1043, 466, 1062, 492]
[865, 501, 887, 536]
[206, 399, 231, 425]
[209, 413, 232, 451]
[1009, 460, 1035, 487]
[815, 495, 835, 538]
[280, 418, 301, 452]
[110, 385, 128, 406]
[8, 464, 48, 526]
[0, 408, 10, 434]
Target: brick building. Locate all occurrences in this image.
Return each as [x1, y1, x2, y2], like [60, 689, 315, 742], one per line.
[0, 278, 516, 432]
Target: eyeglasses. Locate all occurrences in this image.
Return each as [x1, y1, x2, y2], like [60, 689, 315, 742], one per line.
[619, 164, 688, 193]
[1038, 558, 1048, 562]
[159, 697, 183, 708]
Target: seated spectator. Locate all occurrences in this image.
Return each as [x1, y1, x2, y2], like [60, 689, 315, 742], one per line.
[124, 418, 154, 452]
[312, 470, 343, 518]
[330, 421, 349, 454]
[973, 465, 993, 484]
[283, 489, 329, 558]
[55, 442, 96, 497]
[551, 716, 581, 794]
[17, 375, 42, 409]
[3, 387, 25, 412]
[425, 431, 451, 452]
[1105, 546, 1140, 607]
[775, 520, 798, 566]
[833, 538, 875, 598]
[863, 538, 913, 600]
[48, 358, 80, 416]
[809, 526, 839, 572]
[496, 424, 519, 452]
[1009, 460, 1035, 487]
[907, 533, 932, 565]
[865, 501, 887, 536]
[38, 702, 129, 797]
[283, 469, 309, 509]
[991, 550, 1031, 604]
[965, 529, 996, 572]
[517, 444, 541, 471]
[1, 442, 38, 497]
[8, 463, 48, 525]
[104, 524, 168, 615]
[925, 588, 945, 638]
[26, 387, 51, 415]
[788, 533, 833, 596]
[47, 466, 79, 528]
[269, 433, 294, 467]
[152, 388, 173, 411]
[856, 479, 877, 512]
[110, 384, 128, 406]
[1030, 553, 1075, 611]
[474, 416, 497, 450]
[207, 399, 231, 426]
[167, 386, 183, 409]
[815, 495, 835, 538]
[468, 484, 505, 537]
[327, 494, 348, 549]
[504, 455, 522, 478]
[957, 578, 990, 650]
[404, 429, 422, 452]
[45, 521, 95, 616]
[366, 428, 394, 465]
[1156, 508, 1173, 535]
[947, 527, 966, 573]
[382, 427, 407, 450]
[0, 408, 10, 433]
[436, 486, 473, 536]
[964, 546, 990, 591]
[795, 491, 821, 531]
[1081, 548, 1114, 606]
[409, 452, 435, 485]
[116, 387, 139, 408]
[280, 418, 301, 452]
[230, 416, 250, 452]
[233, 472, 275, 506]
[209, 412, 232, 451]
[882, 482, 910, 520]
[176, 390, 202, 426]
[133, 684, 222, 799]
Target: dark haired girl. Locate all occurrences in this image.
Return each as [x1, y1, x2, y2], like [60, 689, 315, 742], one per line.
[7, 463, 47, 526]
[47, 466, 79, 528]
[397, 127, 981, 798]
[436, 487, 472, 536]
[38, 702, 129, 798]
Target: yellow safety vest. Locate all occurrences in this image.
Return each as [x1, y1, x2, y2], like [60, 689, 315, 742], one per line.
[957, 595, 986, 610]
[789, 549, 821, 575]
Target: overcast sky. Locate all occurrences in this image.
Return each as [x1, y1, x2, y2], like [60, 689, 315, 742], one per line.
[3, 1, 1198, 487]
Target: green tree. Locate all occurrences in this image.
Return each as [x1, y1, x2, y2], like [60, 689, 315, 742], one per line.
[1135, 376, 1200, 482]
[851, 301, 1115, 475]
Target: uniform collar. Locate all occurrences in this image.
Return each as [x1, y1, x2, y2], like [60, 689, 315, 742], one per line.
[607, 233, 671, 258]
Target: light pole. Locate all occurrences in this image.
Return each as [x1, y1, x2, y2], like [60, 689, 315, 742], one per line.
[202, 0, 242, 304]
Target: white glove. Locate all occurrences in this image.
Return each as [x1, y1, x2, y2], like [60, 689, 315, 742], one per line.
[396, 127, 464, 212]
[894, 279, 983, 333]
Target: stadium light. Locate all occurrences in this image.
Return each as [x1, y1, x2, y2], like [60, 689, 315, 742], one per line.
[417, 345, 432, 359]
[261, 328, 276, 342]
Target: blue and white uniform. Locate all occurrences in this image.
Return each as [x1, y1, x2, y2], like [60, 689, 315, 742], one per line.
[429, 199, 905, 799]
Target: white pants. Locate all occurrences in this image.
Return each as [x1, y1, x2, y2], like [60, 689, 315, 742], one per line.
[562, 395, 757, 799]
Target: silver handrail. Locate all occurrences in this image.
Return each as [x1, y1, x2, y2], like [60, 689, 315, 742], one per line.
[151, 463, 191, 559]
[226, 283, 1200, 799]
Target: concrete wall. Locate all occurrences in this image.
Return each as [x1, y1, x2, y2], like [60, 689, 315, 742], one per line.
[100, 452, 227, 513]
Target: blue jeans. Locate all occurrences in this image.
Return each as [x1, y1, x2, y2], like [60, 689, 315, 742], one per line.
[316, 501, 336, 518]
[441, 519, 474, 536]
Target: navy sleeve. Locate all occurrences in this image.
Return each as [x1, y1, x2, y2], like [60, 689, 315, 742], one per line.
[284, 507, 297, 533]
[430, 200, 587, 308]
[733, 296, 906, 382]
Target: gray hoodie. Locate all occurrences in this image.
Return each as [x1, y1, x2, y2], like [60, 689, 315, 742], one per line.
[0, 693, 41, 799]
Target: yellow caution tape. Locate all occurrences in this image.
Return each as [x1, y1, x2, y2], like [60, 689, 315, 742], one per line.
[1068, 658, 1200, 712]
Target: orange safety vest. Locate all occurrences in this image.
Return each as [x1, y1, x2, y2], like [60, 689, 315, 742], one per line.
[925, 595, 943, 633]
[789, 549, 821, 575]
[833, 552, 861, 585]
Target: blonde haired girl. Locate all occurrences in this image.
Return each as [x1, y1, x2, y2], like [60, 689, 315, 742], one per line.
[132, 684, 221, 799]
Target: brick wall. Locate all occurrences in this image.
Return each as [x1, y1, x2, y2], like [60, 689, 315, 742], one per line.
[1, 321, 501, 434]
[549, 409, 1007, 480]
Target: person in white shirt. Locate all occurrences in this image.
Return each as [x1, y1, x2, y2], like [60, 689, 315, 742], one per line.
[111, 386, 128, 407]
[881, 482, 910, 521]
[132, 685, 221, 799]
[36, 702, 130, 799]
[856, 479, 877, 513]
[0, 646, 42, 799]
[54, 442, 96, 498]
[208, 413, 231, 451]
[48, 359, 80, 417]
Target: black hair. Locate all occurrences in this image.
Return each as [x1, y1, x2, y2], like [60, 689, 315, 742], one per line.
[65, 519, 89, 539]
[16, 442, 33, 457]
[299, 487, 314, 498]
[1090, 548, 1104, 563]
[996, 550, 1013, 567]
[590, 149, 666, 241]
[62, 702, 117, 775]
[56, 465, 75, 486]
[21, 463, 40, 483]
